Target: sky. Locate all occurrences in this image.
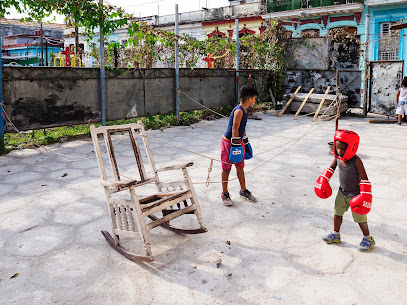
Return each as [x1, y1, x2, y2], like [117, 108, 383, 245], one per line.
[4, 0, 232, 24]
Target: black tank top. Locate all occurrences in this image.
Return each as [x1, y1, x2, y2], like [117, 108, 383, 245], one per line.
[337, 155, 360, 198]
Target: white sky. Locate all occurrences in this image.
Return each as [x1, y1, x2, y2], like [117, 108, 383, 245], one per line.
[4, 0, 231, 24]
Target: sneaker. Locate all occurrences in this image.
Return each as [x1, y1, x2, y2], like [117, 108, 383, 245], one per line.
[322, 232, 341, 244]
[358, 236, 375, 252]
[239, 189, 257, 202]
[395, 122, 401, 125]
[221, 192, 233, 206]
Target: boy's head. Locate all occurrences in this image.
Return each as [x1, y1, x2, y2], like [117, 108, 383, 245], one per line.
[333, 129, 359, 161]
[402, 76, 407, 87]
[240, 85, 258, 106]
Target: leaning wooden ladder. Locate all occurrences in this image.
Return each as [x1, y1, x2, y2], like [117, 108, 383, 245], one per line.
[90, 122, 207, 262]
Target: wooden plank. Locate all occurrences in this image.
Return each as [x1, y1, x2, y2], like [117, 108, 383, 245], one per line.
[368, 119, 398, 124]
[103, 131, 120, 182]
[156, 162, 194, 172]
[391, 23, 407, 30]
[278, 86, 301, 117]
[129, 188, 153, 257]
[182, 167, 206, 230]
[90, 125, 108, 181]
[142, 191, 192, 216]
[157, 181, 185, 190]
[94, 123, 144, 133]
[114, 229, 140, 239]
[313, 86, 331, 122]
[146, 205, 196, 231]
[101, 177, 156, 188]
[294, 88, 314, 118]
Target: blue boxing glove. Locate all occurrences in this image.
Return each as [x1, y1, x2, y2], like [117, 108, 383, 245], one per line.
[229, 137, 244, 163]
[243, 136, 253, 160]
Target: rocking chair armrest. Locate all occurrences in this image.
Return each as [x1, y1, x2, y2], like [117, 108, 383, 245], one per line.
[155, 162, 194, 172]
[101, 177, 155, 188]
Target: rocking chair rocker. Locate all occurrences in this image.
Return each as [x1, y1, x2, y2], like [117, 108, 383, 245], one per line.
[90, 121, 207, 262]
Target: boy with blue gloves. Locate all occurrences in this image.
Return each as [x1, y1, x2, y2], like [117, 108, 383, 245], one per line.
[220, 86, 257, 206]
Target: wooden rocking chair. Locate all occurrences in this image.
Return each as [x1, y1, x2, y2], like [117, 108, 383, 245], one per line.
[90, 121, 207, 262]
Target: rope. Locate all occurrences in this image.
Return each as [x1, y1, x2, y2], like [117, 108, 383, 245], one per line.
[179, 89, 228, 118]
[206, 159, 214, 187]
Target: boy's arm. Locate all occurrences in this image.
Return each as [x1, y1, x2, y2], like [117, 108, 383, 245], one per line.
[396, 89, 400, 104]
[329, 158, 337, 170]
[355, 157, 368, 180]
[232, 109, 243, 138]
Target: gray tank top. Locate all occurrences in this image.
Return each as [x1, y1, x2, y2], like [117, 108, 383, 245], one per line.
[337, 156, 360, 198]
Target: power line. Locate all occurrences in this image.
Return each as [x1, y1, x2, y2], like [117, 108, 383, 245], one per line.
[122, 0, 163, 9]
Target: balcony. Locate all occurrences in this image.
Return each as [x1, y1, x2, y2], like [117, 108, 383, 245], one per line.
[268, 0, 364, 13]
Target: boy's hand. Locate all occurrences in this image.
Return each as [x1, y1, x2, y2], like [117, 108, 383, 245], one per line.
[242, 136, 253, 160]
[350, 180, 372, 215]
[229, 137, 244, 163]
[315, 167, 335, 199]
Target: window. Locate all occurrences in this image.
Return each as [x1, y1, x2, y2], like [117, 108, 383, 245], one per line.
[379, 22, 399, 61]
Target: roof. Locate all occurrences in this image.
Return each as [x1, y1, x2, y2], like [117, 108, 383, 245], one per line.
[0, 18, 66, 29]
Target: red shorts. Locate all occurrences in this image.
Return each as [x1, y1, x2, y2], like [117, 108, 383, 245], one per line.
[221, 137, 245, 170]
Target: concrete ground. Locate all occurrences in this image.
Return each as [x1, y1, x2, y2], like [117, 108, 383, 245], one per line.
[1, 113, 406, 305]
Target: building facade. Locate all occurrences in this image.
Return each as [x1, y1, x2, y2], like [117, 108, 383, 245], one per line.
[1, 18, 65, 66]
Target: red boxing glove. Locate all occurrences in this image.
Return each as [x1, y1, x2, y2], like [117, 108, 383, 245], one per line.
[314, 167, 335, 199]
[350, 180, 372, 215]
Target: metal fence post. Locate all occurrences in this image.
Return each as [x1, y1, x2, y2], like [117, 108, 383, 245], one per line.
[175, 4, 180, 123]
[0, 37, 4, 152]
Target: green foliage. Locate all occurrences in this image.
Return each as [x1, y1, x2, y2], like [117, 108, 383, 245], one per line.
[1, 0, 128, 37]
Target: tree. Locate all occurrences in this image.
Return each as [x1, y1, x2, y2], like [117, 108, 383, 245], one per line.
[1, 0, 128, 37]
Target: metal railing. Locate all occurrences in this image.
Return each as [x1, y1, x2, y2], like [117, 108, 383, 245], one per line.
[268, 0, 364, 13]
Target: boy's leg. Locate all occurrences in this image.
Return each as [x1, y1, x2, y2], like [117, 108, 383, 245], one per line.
[236, 167, 246, 191]
[334, 215, 343, 232]
[236, 167, 257, 202]
[358, 222, 370, 236]
[221, 169, 233, 206]
[398, 115, 402, 124]
[323, 191, 347, 244]
[222, 169, 231, 193]
[352, 211, 375, 251]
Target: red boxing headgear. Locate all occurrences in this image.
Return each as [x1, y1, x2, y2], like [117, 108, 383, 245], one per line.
[334, 129, 359, 161]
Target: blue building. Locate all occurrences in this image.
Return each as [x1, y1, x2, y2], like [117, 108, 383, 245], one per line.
[2, 32, 63, 66]
[365, 0, 406, 67]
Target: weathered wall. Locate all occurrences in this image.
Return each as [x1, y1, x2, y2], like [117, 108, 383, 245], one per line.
[286, 38, 330, 70]
[285, 69, 362, 107]
[2, 67, 237, 131]
[284, 37, 362, 107]
[369, 61, 403, 115]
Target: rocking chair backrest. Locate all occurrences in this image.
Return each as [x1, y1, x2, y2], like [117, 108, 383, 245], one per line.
[90, 122, 159, 185]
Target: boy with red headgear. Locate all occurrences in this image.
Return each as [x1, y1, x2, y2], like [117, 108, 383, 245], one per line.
[314, 130, 375, 252]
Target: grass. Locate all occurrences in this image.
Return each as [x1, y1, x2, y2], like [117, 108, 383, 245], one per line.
[1, 102, 274, 155]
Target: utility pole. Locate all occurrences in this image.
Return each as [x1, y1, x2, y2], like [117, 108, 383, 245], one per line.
[0, 37, 4, 152]
[363, 13, 369, 116]
[75, 24, 79, 61]
[235, 18, 239, 103]
[40, 21, 44, 66]
[100, 0, 106, 125]
[175, 4, 180, 123]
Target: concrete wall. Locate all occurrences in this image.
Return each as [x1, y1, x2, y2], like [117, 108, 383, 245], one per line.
[285, 37, 362, 107]
[285, 69, 362, 107]
[2, 67, 237, 131]
[369, 61, 403, 115]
